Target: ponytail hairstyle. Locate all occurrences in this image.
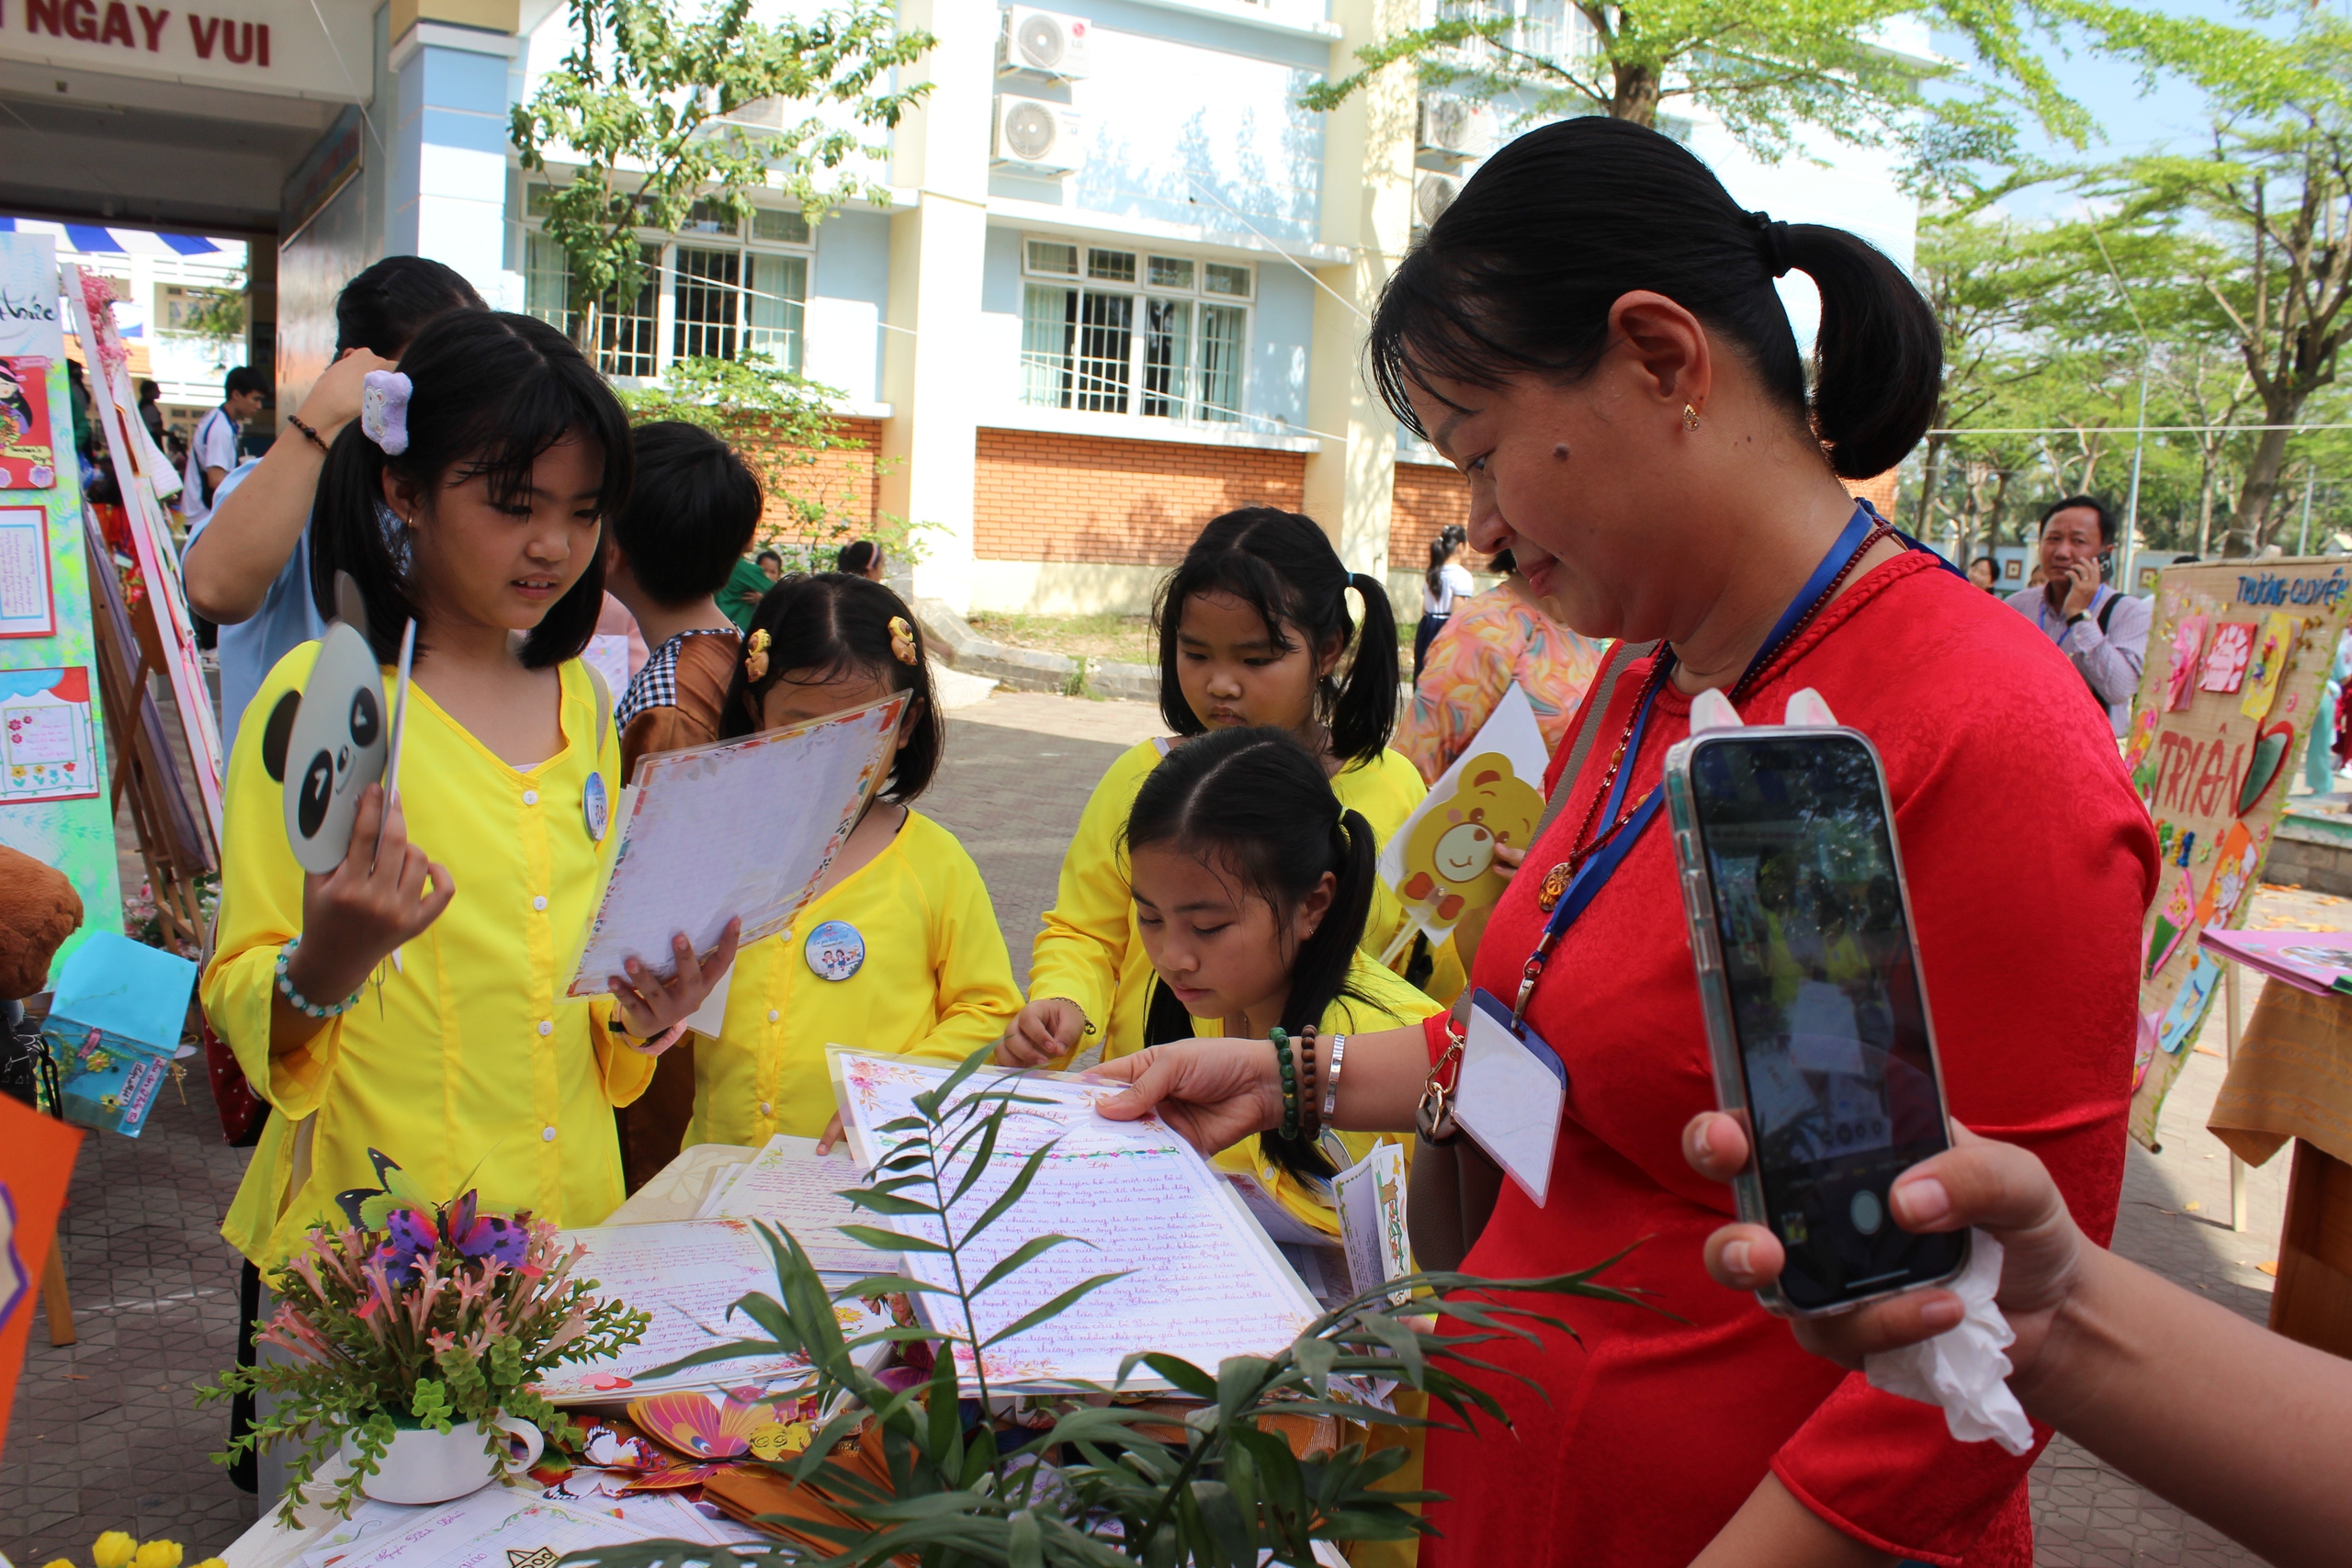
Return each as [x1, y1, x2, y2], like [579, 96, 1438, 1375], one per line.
[1126, 725, 1377, 1184]
[1154, 507, 1401, 767]
[310, 310, 631, 667]
[718, 571, 943, 803]
[1424, 523, 1467, 596]
[333, 254, 484, 358]
[1369, 117, 1940, 482]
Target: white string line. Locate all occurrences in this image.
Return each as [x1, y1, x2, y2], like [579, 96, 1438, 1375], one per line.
[307, 0, 384, 160]
[1181, 172, 1371, 326]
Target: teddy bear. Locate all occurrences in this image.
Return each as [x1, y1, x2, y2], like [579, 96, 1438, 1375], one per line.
[1396, 753, 1546, 924]
[0, 842, 83, 1001]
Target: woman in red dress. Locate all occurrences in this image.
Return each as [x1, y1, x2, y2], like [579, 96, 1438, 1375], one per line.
[1095, 117, 2154, 1567]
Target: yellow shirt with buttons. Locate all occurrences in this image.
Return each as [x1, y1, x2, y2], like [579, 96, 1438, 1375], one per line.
[1207, 950, 1437, 1236]
[682, 809, 1021, 1146]
[210, 644, 652, 1269]
[1025, 738, 1464, 1063]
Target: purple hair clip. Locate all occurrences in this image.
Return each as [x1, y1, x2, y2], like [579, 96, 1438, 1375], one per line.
[360, 369, 413, 455]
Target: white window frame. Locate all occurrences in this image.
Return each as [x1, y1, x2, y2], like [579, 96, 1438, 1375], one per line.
[1017, 235, 1255, 430]
[521, 186, 816, 384]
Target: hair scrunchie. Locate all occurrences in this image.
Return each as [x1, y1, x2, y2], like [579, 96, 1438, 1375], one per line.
[360, 369, 413, 455]
[1747, 210, 1796, 278]
[743, 627, 771, 682]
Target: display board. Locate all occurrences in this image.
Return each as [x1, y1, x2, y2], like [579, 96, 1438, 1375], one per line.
[0, 232, 120, 980]
[2122, 559, 2352, 1144]
[65, 265, 222, 846]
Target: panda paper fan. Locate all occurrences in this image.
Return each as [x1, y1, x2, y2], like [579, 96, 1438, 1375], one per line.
[263, 574, 390, 874]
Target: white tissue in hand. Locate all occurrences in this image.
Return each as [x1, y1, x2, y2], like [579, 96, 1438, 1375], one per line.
[1862, 1232, 2034, 1456]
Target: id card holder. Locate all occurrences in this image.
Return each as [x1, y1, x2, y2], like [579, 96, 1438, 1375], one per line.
[1455, 988, 1566, 1206]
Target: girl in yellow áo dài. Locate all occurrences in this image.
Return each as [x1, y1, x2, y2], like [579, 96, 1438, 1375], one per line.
[681, 572, 1021, 1148]
[1001, 507, 1459, 1072]
[207, 312, 735, 1271]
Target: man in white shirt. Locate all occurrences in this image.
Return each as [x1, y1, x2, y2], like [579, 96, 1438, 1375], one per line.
[181, 365, 268, 531]
[2007, 494, 2153, 736]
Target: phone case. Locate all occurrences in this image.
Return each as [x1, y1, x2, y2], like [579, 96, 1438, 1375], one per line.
[1661, 724, 1968, 1318]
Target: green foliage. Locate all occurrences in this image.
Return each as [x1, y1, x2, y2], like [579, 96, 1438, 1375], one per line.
[510, 0, 933, 316]
[564, 1048, 1653, 1566]
[197, 1213, 649, 1526]
[620, 353, 935, 571]
[1297, 0, 2102, 186]
[177, 277, 247, 349]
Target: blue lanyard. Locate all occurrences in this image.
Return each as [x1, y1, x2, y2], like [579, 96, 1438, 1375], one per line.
[1508, 502, 1889, 1026]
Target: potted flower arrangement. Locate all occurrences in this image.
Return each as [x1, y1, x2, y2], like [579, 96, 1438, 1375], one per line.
[198, 1153, 649, 1524]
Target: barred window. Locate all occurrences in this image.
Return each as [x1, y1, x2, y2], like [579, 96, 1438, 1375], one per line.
[1018, 240, 1252, 425]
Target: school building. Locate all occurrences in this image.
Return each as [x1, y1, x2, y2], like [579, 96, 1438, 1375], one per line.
[0, 0, 1918, 613]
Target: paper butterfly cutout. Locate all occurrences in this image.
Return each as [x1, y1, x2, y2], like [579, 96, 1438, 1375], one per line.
[334, 1148, 529, 1282]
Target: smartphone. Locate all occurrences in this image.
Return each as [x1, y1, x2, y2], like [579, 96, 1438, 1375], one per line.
[1663, 726, 1966, 1316]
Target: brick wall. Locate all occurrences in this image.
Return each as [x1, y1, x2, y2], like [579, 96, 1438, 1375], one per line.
[973, 428, 1308, 564]
[1391, 460, 1471, 570]
[737, 416, 884, 542]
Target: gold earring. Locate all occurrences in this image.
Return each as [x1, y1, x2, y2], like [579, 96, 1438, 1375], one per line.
[1682, 404, 1702, 431]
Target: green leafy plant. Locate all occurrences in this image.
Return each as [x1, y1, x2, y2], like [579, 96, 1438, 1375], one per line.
[198, 1177, 650, 1526]
[510, 0, 931, 344]
[566, 1049, 1649, 1565]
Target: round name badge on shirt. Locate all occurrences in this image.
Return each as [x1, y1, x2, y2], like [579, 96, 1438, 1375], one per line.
[582, 772, 608, 841]
[804, 919, 865, 981]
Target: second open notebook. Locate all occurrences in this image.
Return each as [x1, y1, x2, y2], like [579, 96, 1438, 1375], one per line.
[826, 1050, 1324, 1392]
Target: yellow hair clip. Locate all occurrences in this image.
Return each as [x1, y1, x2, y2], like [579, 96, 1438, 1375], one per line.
[888, 615, 919, 667]
[744, 627, 771, 682]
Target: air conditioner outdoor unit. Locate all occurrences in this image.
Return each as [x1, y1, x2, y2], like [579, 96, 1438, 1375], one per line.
[993, 94, 1086, 175]
[1414, 169, 1461, 233]
[999, 6, 1091, 79]
[716, 96, 790, 131]
[1419, 95, 1497, 159]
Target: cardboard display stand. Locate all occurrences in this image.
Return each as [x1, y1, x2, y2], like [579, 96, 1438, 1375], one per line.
[0, 232, 122, 982]
[2123, 559, 2352, 1145]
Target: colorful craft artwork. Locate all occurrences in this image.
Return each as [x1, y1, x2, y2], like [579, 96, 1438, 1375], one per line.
[2155, 948, 2224, 1057]
[2236, 722, 2296, 816]
[2201, 621, 2256, 694]
[0, 665, 96, 803]
[2125, 707, 2162, 801]
[0, 355, 54, 491]
[2239, 612, 2298, 720]
[2145, 866, 2196, 980]
[2165, 615, 2207, 711]
[2191, 820, 2262, 931]
[627, 1391, 818, 1462]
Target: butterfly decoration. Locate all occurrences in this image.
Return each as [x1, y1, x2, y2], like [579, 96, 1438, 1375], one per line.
[334, 1148, 530, 1283]
[627, 1391, 815, 1463]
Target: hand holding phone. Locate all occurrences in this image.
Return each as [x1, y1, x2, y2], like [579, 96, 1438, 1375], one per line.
[1665, 719, 1966, 1316]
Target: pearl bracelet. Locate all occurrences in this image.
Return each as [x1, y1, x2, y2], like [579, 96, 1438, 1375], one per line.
[274, 937, 366, 1020]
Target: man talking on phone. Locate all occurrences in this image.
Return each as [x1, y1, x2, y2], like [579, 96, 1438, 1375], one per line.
[2007, 494, 2151, 735]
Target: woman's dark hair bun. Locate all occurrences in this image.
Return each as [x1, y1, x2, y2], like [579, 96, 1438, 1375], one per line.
[1369, 116, 1941, 481]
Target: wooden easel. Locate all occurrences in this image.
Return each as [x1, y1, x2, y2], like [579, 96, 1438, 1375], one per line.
[83, 510, 216, 950]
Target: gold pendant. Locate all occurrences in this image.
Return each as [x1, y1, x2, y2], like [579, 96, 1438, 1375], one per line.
[1536, 862, 1574, 912]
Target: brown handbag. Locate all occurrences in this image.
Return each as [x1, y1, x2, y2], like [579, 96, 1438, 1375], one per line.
[1406, 638, 1658, 1271]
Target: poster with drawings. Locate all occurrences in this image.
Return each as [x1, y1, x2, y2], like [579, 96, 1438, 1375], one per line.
[1, 666, 96, 803]
[565, 694, 907, 997]
[2120, 560, 2352, 1145]
[0, 504, 51, 637]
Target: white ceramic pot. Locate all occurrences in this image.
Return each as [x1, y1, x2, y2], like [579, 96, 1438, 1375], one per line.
[342, 1415, 545, 1506]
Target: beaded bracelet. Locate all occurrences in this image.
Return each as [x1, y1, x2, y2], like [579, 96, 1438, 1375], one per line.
[275, 937, 366, 1020]
[1269, 1026, 1299, 1140]
[1297, 1025, 1320, 1141]
[287, 414, 330, 454]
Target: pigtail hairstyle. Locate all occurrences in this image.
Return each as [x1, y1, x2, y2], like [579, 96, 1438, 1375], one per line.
[1425, 523, 1465, 597]
[1126, 726, 1378, 1183]
[310, 310, 631, 667]
[1153, 508, 1401, 767]
[1369, 116, 1940, 482]
[718, 571, 943, 803]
